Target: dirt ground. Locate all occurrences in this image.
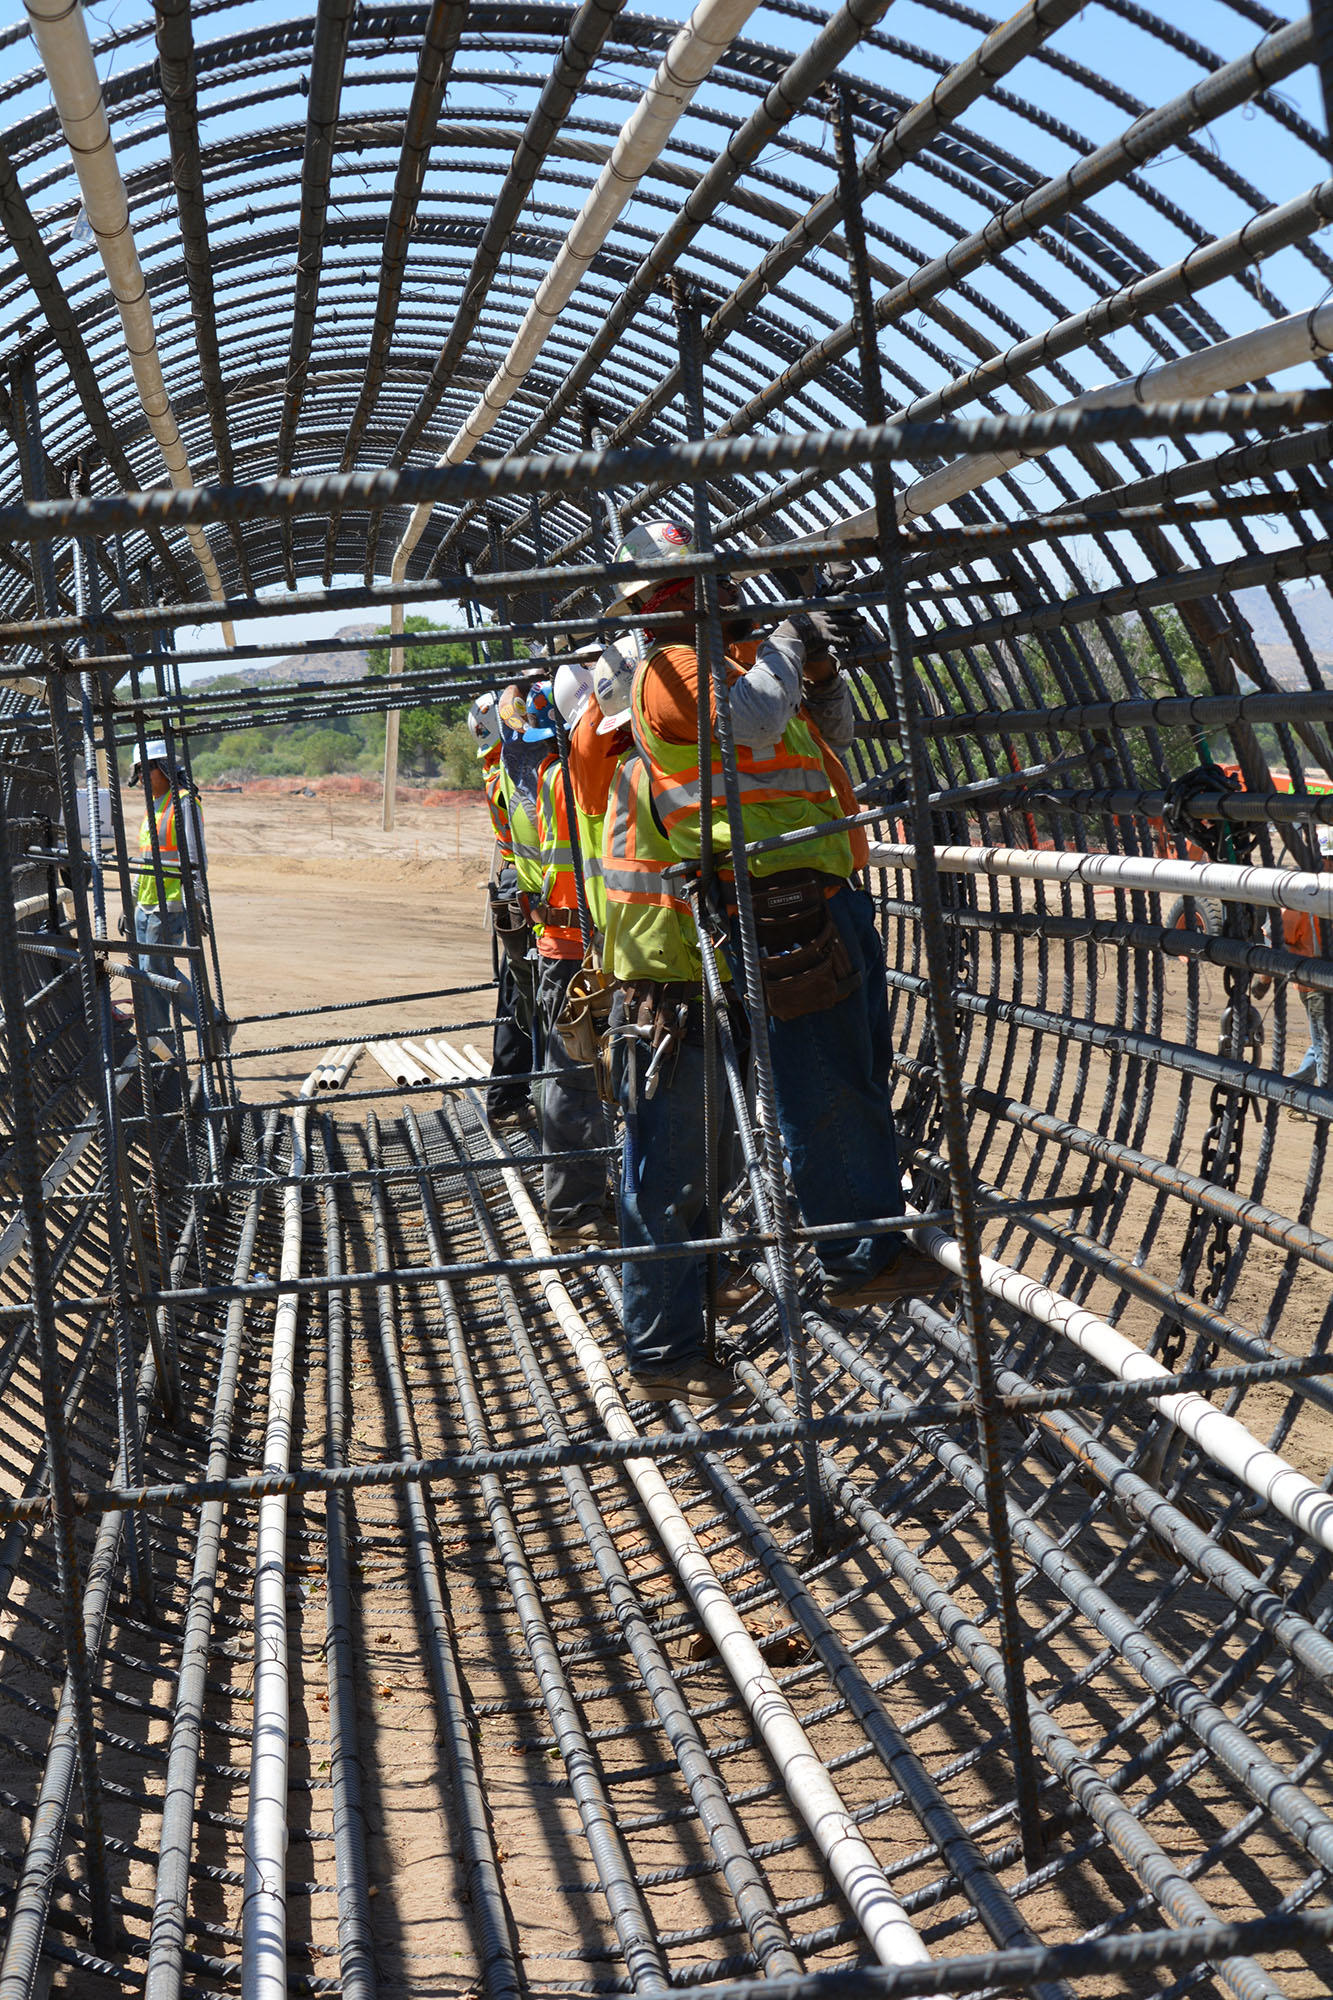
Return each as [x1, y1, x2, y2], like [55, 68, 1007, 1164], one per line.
[15, 788, 1332, 1998]
[201, 789, 499, 1099]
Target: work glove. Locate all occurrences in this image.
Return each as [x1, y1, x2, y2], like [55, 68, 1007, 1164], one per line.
[772, 611, 835, 675]
[116, 909, 127, 938]
[818, 601, 867, 660]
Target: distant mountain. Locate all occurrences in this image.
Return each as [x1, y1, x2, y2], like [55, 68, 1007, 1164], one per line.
[1233, 585, 1333, 686]
[193, 623, 381, 692]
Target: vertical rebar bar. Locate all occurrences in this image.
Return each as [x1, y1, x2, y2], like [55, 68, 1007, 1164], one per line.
[829, 77, 1044, 1865]
[13, 351, 155, 1605]
[0, 609, 114, 1959]
[672, 282, 828, 1544]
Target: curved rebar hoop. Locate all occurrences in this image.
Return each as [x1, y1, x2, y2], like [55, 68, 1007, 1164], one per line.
[0, 3, 1332, 1998]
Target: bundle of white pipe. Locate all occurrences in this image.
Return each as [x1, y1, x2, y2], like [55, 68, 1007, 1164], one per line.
[366, 1039, 432, 1087]
[241, 1103, 308, 1996]
[830, 303, 1333, 541]
[426, 1038, 931, 1969]
[23, 0, 234, 643]
[396, 1036, 450, 1083]
[380, 0, 763, 827]
[312, 1044, 351, 1089]
[866, 839, 1333, 922]
[328, 1043, 361, 1089]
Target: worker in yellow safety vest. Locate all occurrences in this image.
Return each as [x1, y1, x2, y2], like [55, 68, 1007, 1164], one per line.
[472, 692, 533, 1128]
[491, 682, 553, 1129]
[516, 659, 619, 1251]
[129, 736, 206, 1040]
[603, 521, 949, 1409]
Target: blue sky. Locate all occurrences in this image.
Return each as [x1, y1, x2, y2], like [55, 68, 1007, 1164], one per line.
[1, 0, 1327, 672]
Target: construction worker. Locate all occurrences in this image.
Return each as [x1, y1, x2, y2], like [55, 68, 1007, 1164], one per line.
[1253, 825, 1333, 1085]
[492, 681, 551, 1128]
[530, 668, 615, 1248]
[604, 521, 945, 1407]
[472, 692, 533, 1128]
[129, 737, 206, 1040]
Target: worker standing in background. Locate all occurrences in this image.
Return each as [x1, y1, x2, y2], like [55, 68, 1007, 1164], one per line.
[1253, 824, 1333, 1086]
[130, 737, 206, 1041]
[531, 669, 614, 1249]
[472, 692, 533, 1129]
[606, 522, 946, 1407]
[492, 682, 552, 1130]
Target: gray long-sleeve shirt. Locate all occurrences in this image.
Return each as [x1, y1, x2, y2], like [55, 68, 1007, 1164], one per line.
[729, 621, 855, 750]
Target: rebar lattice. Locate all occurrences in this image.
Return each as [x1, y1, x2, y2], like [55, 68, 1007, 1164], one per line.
[0, 3, 1331, 1998]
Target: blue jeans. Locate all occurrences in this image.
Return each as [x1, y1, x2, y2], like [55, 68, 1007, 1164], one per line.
[134, 903, 193, 1040]
[615, 1003, 720, 1373]
[758, 883, 908, 1285]
[488, 948, 535, 1118]
[1293, 992, 1329, 1084]
[535, 954, 609, 1228]
[616, 884, 908, 1370]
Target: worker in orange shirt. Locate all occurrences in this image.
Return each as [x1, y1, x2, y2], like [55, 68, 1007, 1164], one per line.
[602, 521, 946, 1407]
[529, 666, 617, 1249]
[1254, 827, 1333, 1084]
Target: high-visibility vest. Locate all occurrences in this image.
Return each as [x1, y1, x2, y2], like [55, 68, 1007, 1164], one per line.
[536, 761, 604, 937]
[601, 754, 704, 985]
[499, 757, 548, 899]
[572, 790, 608, 936]
[630, 645, 854, 881]
[137, 792, 186, 907]
[482, 746, 512, 862]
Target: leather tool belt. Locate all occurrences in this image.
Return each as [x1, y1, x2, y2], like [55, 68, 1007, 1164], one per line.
[558, 958, 617, 1101]
[488, 883, 534, 960]
[529, 899, 583, 934]
[748, 869, 861, 1021]
[613, 980, 702, 1104]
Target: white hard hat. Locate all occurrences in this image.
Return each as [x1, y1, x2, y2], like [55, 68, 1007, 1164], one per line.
[591, 637, 638, 735]
[607, 520, 694, 616]
[128, 737, 171, 779]
[553, 658, 595, 728]
[467, 691, 501, 756]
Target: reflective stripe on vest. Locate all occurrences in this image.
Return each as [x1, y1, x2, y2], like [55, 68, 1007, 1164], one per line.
[500, 763, 546, 895]
[536, 762, 579, 932]
[482, 750, 512, 859]
[630, 645, 853, 882]
[601, 755, 703, 985]
[572, 797, 607, 934]
[137, 794, 183, 907]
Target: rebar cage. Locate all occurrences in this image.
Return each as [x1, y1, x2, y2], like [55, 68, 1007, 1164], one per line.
[1, 2, 1332, 1997]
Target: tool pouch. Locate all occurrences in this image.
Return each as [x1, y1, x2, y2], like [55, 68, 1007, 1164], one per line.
[488, 885, 533, 962]
[560, 959, 618, 1100]
[614, 980, 701, 1104]
[750, 870, 861, 1021]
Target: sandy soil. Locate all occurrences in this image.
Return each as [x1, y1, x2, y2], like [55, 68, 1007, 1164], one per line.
[21, 792, 1332, 1999]
[201, 789, 499, 1099]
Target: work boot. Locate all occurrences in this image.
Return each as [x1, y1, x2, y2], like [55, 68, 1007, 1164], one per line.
[488, 1103, 530, 1131]
[824, 1248, 958, 1311]
[625, 1359, 746, 1411]
[547, 1216, 615, 1252]
[715, 1264, 760, 1313]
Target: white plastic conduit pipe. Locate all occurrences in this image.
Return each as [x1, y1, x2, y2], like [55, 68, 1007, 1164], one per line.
[831, 303, 1333, 539]
[866, 839, 1333, 924]
[241, 1103, 308, 1999]
[906, 1206, 1333, 1557]
[23, 0, 235, 645]
[427, 1038, 932, 1969]
[381, 0, 763, 827]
